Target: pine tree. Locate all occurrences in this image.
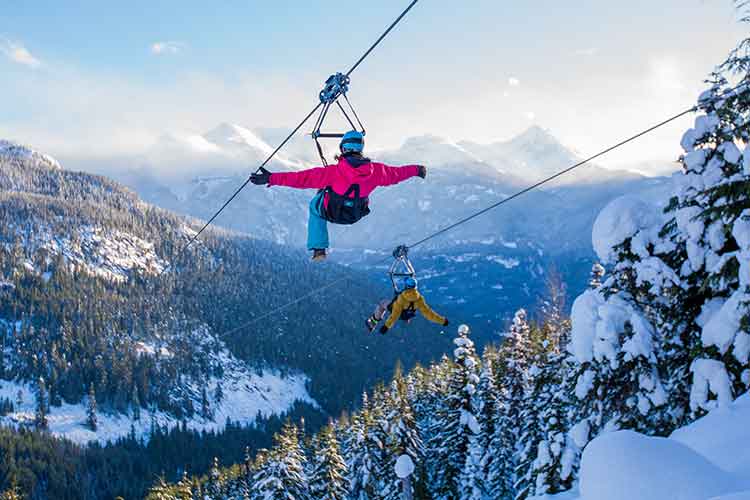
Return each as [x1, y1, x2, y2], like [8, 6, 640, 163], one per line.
[35, 376, 48, 430]
[252, 421, 310, 500]
[87, 383, 98, 432]
[174, 470, 194, 500]
[528, 355, 577, 497]
[345, 393, 384, 500]
[132, 384, 141, 421]
[200, 387, 212, 420]
[309, 423, 348, 500]
[589, 263, 605, 290]
[206, 457, 223, 499]
[383, 368, 422, 500]
[427, 325, 481, 500]
[475, 348, 504, 499]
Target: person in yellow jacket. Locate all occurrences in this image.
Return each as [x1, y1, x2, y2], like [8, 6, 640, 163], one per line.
[366, 277, 449, 334]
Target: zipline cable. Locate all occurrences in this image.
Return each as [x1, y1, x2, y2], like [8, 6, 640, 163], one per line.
[406, 105, 698, 250]
[162, 0, 422, 273]
[218, 103, 699, 339]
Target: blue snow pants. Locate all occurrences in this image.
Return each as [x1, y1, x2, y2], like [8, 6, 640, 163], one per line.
[307, 191, 329, 250]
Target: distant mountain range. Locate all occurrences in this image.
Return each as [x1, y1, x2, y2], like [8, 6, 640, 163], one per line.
[90, 123, 671, 255]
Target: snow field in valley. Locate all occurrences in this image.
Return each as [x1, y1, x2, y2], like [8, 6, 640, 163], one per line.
[0, 350, 318, 446]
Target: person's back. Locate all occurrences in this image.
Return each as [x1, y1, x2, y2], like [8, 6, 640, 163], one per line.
[367, 277, 449, 334]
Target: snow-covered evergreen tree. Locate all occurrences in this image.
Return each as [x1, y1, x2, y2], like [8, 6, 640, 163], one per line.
[383, 367, 422, 500]
[201, 387, 212, 420]
[252, 422, 310, 500]
[489, 309, 535, 499]
[309, 423, 348, 500]
[206, 457, 224, 499]
[476, 348, 505, 499]
[35, 376, 48, 430]
[345, 393, 384, 500]
[589, 263, 605, 290]
[427, 325, 481, 499]
[132, 384, 141, 421]
[174, 470, 194, 500]
[87, 382, 98, 431]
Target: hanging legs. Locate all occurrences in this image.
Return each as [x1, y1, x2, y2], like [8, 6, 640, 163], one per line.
[307, 192, 330, 259]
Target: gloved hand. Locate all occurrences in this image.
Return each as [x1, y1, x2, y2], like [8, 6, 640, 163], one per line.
[250, 167, 272, 185]
[443, 319, 450, 327]
[417, 165, 427, 179]
[379, 325, 389, 335]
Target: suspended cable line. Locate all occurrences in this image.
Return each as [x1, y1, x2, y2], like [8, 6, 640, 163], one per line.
[406, 105, 698, 250]
[217, 103, 699, 339]
[160, 0, 421, 275]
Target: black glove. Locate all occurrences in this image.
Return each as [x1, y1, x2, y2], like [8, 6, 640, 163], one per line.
[443, 319, 450, 327]
[250, 167, 272, 185]
[417, 165, 427, 179]
[379, 325, 389, 335]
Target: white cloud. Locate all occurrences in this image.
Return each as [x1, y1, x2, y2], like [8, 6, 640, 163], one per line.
[575, 48, 598, 57]
[0, 38, 41, 68]
[525, 111, 536, 121]
[151, 41, 186, 55]
[508, 77, 521, 87]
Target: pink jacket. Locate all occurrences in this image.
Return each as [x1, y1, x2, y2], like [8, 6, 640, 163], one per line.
[268, 156, 420, 199]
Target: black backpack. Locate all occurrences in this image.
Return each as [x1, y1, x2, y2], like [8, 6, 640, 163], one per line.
[317, 184, 371, 225]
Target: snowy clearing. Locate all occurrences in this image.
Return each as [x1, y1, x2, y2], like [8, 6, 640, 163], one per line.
[0, 357, 317, 446]
[536, 392, 750, 500]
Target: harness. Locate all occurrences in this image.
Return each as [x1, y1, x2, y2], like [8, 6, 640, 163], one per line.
[311, 73, 366, 166]
[388, 245, 418, 322]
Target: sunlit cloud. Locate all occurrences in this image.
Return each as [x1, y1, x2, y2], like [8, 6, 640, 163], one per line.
[0, 38, 41, 68]
[508, 77, 521, 87]
[525, 111, 536, 120]
[150, 41, 186, 55]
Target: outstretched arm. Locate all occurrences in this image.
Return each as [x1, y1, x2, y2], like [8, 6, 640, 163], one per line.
[372, 162, 424, 187]
[415, 296, 448, 326]
[268, 166, 334, 190]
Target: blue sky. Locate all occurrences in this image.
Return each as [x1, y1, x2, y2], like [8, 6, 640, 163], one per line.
[0, 0, 746, 168]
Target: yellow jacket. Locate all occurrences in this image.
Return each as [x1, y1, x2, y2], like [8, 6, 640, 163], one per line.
[384, 288, 447, 330]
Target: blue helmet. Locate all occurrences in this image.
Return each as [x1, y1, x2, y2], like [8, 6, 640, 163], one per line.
[340, 130, 364, 153]
[403, 276, 418, 289]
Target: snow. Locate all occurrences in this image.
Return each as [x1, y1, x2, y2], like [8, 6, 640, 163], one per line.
[719, 142, 742, 165]
[690, 358, 733, 413]
[459, 410, 480, 434]
[574, 370, 595, 400]
[569, 419, 590, 449]
[672, 391, 750, 477]
[570, 290, 603, 363]
[702, 289, 750, 354]
[591, 195, 662, 264]
[0, 342, 318, 445]
[579, 430, 741, 500]
[553, 394, 750, 500]
[395, 454, 415, 479]
[15, 225, 168, 283]
[486, 255, 520, 269]
[0, 139, 61, 170]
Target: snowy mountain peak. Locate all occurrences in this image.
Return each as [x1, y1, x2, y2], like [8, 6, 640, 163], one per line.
[0, 139, 61, 170]
[509, 125, 561, 148]
[203, 122, 276, 156]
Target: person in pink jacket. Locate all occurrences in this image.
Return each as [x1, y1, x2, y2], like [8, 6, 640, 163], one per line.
[251, 131, 426, 261]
